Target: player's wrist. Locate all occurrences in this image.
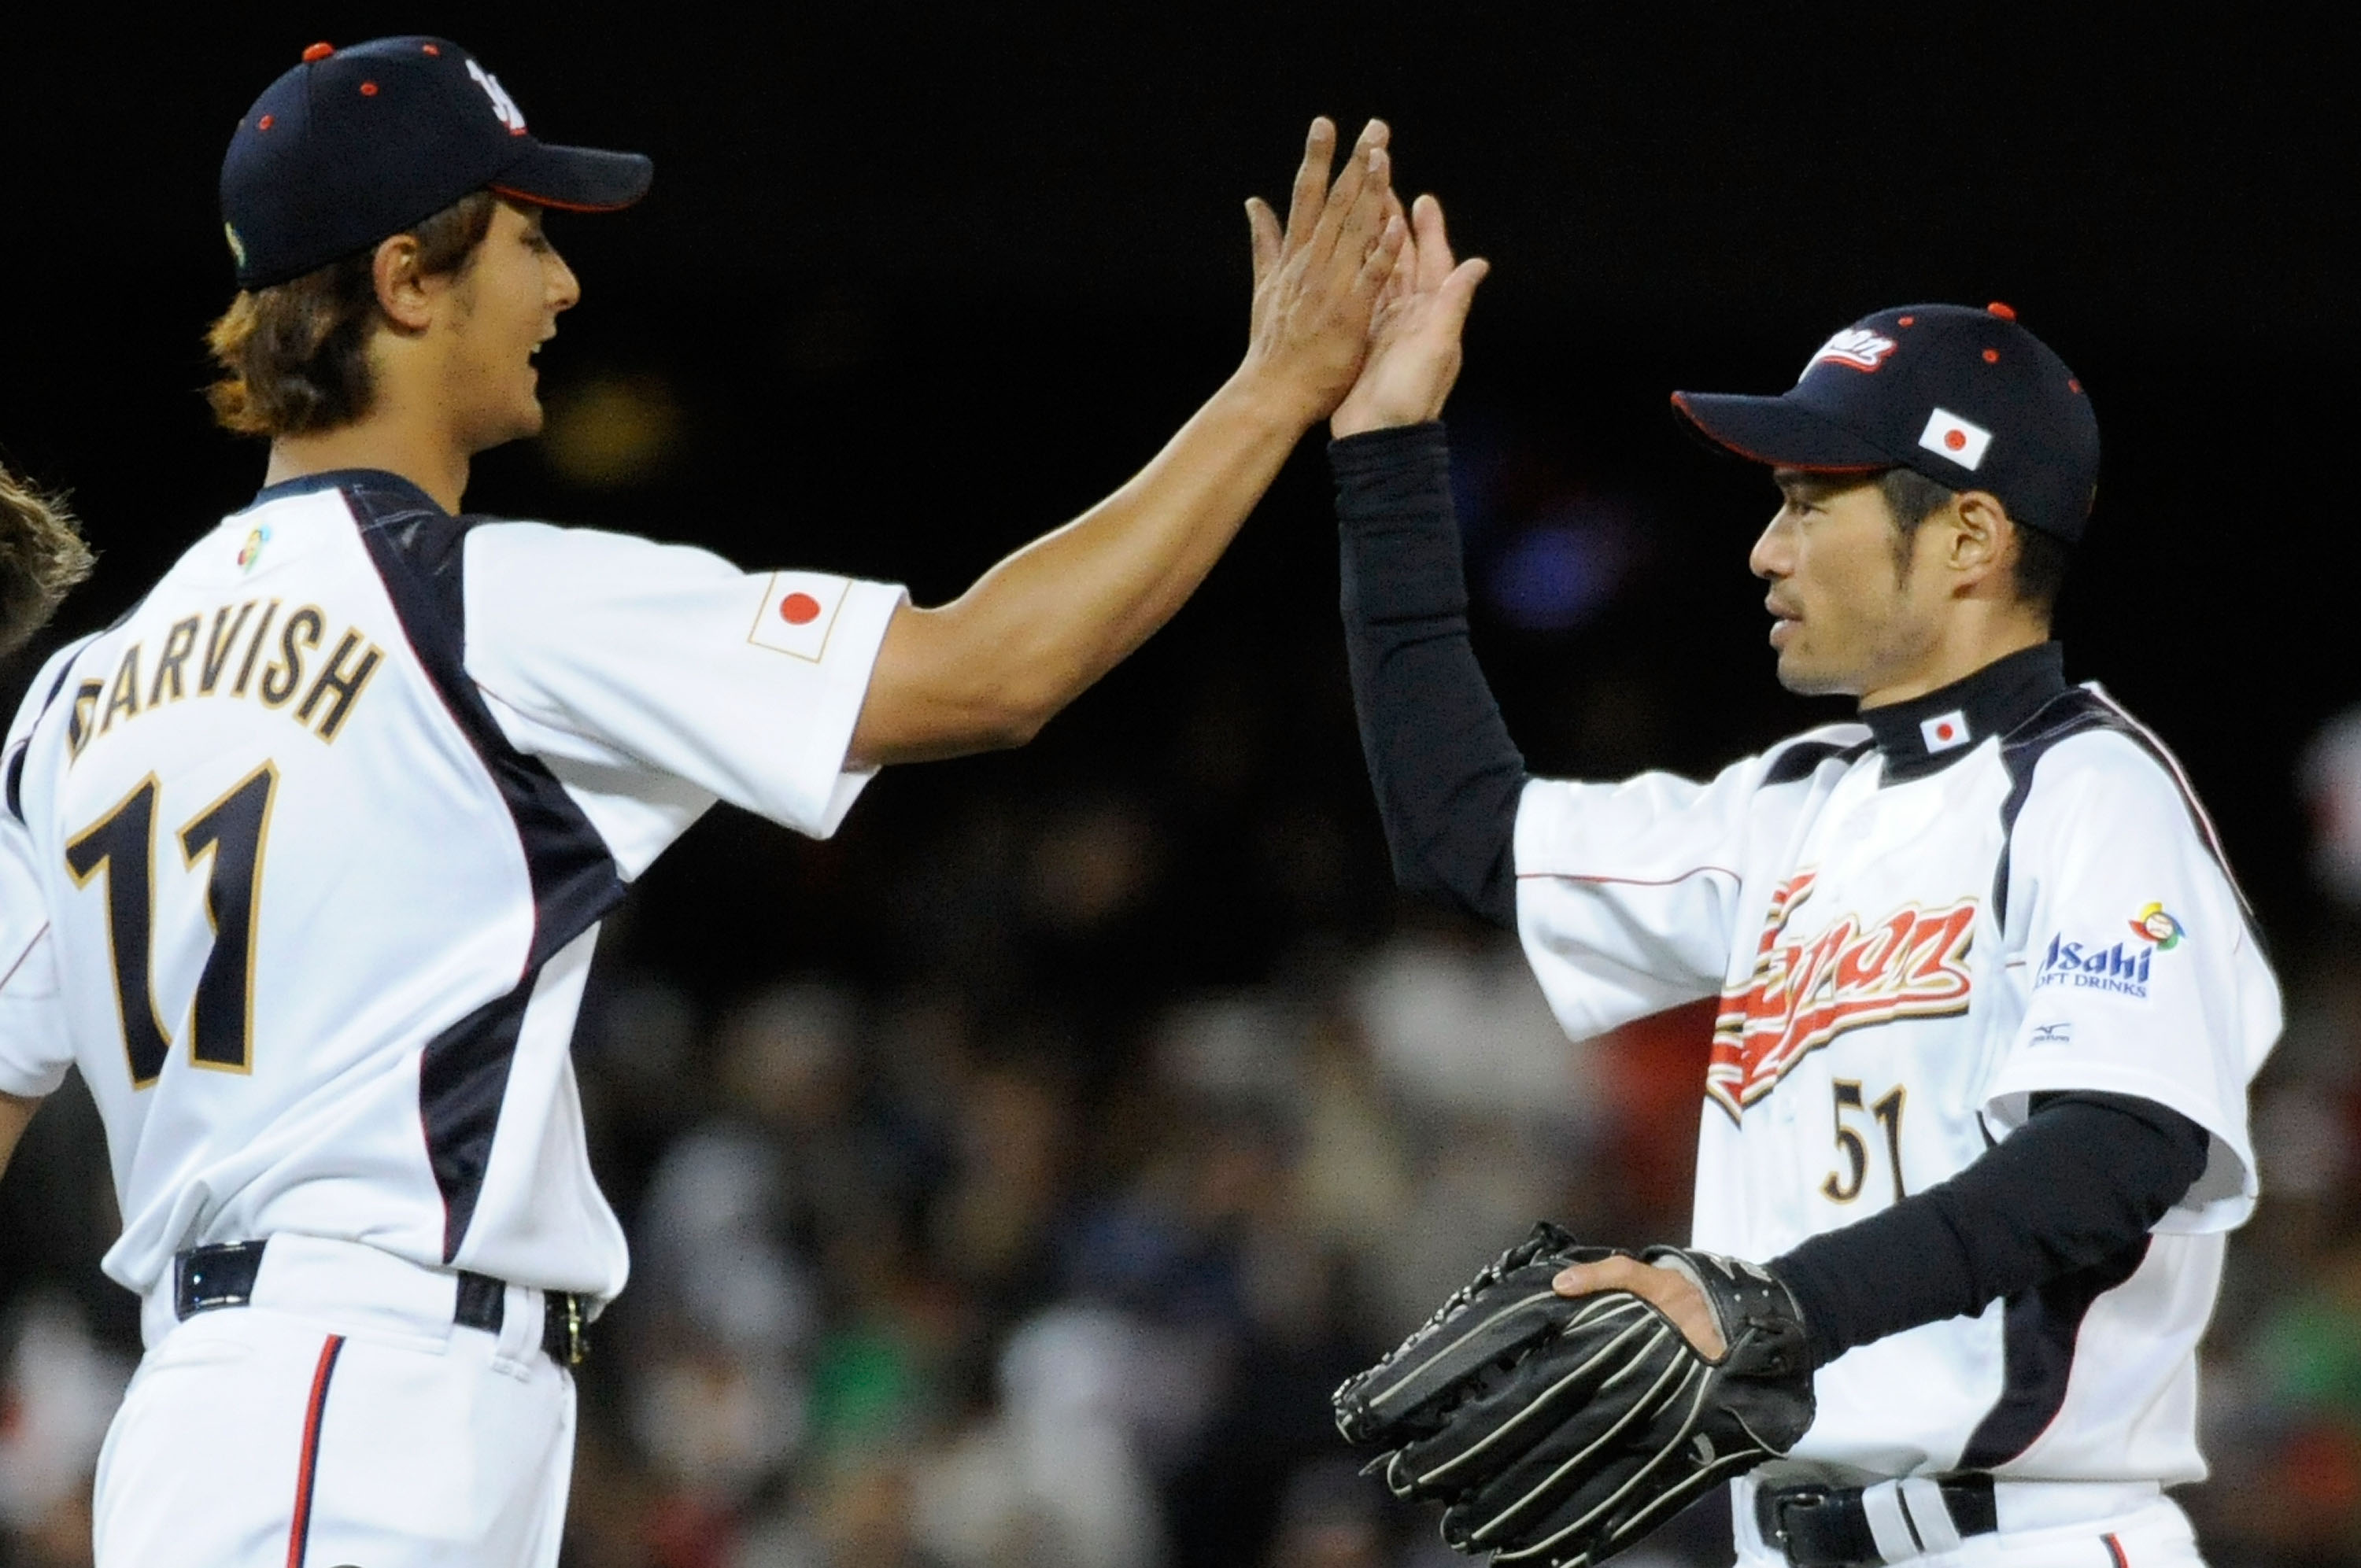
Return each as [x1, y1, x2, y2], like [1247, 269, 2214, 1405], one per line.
[1224, 356, 1337, 434]
[1329, 395, 1436, 439]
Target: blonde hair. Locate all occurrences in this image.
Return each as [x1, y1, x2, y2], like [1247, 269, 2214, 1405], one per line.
[205, 190, 499, 438]
[0, 463, 94, 656]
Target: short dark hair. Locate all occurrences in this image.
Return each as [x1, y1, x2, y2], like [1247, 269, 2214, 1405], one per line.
[1878, 466, 2071, 614]
[205, 190, 500, 439]
[0, 462, 94, 656]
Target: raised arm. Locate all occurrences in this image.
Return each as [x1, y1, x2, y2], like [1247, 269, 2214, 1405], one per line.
[848, 119, 1406, 767]
[1326, 197, 1518, 924]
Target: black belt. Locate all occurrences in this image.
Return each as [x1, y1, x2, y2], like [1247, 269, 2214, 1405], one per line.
[1757, 1474, 1997, 1567]
[172, 1241, 589, 1367]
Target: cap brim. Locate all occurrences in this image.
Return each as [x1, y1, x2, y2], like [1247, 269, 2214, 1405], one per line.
[1669, 391, 1899, 472]
[490, 142, 653, 213]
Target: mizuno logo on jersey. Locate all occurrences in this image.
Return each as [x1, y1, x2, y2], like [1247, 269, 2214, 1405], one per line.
[1708, 872, 1977, 1122]
[1805, 329, 1898, 376]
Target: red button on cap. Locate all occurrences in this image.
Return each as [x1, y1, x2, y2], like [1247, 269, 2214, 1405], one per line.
[302, 41, 334, 62]
[1986, 301, 2017, 319]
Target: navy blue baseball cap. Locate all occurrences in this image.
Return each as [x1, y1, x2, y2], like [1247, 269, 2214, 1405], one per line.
[1672, 303, 2101, 543]
[221, 37, 652, 290]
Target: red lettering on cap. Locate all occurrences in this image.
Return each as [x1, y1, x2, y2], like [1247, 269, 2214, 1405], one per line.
[1986, 301, 2016, 319]
[780, 592, 822, 625]
[1945, 430, 1967, 451]
[1982, 349, 2000, 363]
[360, 81, 379, 96]
[301, 41, 334, 62]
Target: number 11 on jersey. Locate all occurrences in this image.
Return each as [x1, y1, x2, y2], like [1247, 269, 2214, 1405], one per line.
[65, 762, 279, 1087]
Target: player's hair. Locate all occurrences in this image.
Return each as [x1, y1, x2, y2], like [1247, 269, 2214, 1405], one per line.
[1879, 467, 2071, 614]
[205, 190, 501, 439]
[0, 463, 95, 657]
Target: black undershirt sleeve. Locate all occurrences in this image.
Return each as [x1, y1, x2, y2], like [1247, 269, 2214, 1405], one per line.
[1333, 422, 1528, 929]
[1771, 1091, 2212, 1370]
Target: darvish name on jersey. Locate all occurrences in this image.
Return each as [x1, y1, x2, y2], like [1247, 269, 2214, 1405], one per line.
[61, 595, 387, 759]
[1509, 669, 2278, 1485]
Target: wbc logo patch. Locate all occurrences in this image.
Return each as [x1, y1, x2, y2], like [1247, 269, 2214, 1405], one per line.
[1708, 872, 1977, 1122]
[748, 571, 846, 662]
[1918, 407, 1992, 470]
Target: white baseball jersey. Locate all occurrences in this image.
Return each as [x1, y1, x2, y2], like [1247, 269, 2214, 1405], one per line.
[0, 470, 902, 1341]
[1513, 645, 2277, 1483]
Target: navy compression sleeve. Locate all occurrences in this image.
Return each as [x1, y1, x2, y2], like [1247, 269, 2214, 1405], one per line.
[1334, 422, 1528, 928]
[1771, 1091, 2211, 1370]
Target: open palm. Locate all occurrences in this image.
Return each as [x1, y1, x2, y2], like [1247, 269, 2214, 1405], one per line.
[1331, 194, 1489, 437]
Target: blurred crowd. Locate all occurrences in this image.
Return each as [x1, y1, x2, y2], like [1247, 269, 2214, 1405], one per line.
[4, 683, 2361, 1568]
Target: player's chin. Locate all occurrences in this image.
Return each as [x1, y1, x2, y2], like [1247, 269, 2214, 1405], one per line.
[1772, 647, 1850, 698]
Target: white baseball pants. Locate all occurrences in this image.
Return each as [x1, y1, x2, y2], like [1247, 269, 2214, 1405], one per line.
[92, 1234, 576, 1568]
[1735, 1479, 2207, 1567]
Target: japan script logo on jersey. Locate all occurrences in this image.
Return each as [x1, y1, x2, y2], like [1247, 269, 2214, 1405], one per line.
[1707, 872, 1977, 1122]
[747, 571, 847, 662]
[1804, 329, 1898, 377]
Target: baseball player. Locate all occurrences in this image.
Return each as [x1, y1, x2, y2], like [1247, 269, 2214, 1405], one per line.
[0, 464, 92, 664]
[0, 463, 91, 1152]
[0, 35, 1406, 1567]
[1325, 201, 2275, 1566]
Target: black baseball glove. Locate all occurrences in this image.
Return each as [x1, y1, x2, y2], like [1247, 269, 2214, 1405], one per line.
[1332, 1221, 1815, 1568]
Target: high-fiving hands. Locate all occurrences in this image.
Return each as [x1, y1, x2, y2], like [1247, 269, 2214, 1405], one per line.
[1240, 118, 1408, 428]
[1330, 191, 1490, 437]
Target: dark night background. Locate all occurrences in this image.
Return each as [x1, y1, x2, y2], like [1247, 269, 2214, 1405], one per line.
[2, 6, 2357, 1567]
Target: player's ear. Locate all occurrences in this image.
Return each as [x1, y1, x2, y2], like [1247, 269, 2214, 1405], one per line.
[371, 233, 437, 333]
[1948, 490, 2011, 586]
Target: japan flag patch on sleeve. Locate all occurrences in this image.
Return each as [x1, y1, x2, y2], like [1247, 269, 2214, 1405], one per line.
[748, 571, 848, 662]
[1918, 407, 1993, 470]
